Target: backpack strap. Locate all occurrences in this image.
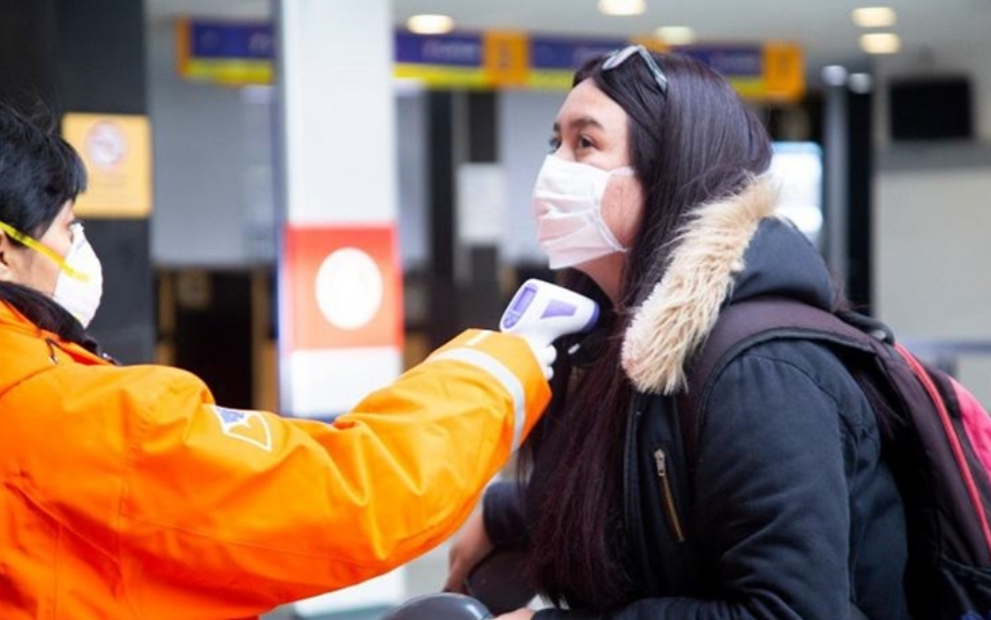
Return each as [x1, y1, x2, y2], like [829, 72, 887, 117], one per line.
[679, 297, 881, 468]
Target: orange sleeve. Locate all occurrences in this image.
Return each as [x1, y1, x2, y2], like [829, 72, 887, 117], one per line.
[115, 329, 550, 618]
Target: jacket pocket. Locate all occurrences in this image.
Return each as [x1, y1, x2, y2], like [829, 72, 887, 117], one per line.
[653, 448, 686, 542]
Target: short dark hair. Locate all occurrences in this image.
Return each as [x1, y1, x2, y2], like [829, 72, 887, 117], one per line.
[0, 103, 99, 352]
[522, 51, 773, 611]
[0, 103, 87, 241]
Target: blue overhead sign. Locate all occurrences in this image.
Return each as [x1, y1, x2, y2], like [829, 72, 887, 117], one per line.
[679, 46, 764, 77]
[177, 18, 274, 84]
[395, 32, 484, 67]
[529, 36, 628, 70]
[188, 20, 274, 59]
[176, 19, 804, 101]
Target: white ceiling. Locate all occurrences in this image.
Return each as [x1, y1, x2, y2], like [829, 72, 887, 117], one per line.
[145, 0, 991, 76]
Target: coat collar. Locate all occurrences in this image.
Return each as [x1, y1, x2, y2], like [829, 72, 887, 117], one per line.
[0, 299, 108, 378]
[620, 174, 781, 395]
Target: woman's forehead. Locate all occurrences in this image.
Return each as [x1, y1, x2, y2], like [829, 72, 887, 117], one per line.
[555, 80, 628, 130]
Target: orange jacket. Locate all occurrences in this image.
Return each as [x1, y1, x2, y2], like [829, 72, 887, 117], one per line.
[0, 301, 550, 619]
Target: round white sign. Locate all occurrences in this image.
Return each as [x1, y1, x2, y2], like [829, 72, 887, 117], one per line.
[314, 247, 384, 330]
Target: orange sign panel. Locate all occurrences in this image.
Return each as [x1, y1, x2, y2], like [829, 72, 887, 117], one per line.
[62, 113, 152, 218]
[283, 225, 402, 351]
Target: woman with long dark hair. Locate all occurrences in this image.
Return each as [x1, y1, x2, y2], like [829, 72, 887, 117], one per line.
[446, 47, 909, 619]
[0, 105, 558, 619]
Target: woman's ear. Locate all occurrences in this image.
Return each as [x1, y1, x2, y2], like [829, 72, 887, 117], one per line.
[0, 232, 19, 282]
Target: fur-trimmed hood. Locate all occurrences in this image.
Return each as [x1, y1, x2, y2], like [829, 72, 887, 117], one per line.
[621, 174, 835, 395]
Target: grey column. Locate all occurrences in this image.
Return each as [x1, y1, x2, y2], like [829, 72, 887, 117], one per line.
[822, 65, 850, 287]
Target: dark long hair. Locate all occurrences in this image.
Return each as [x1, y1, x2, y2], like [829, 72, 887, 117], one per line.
[0, 103, 99, 352]
[519, 52, 773, 610]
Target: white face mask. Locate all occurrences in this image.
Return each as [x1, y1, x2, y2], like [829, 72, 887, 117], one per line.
[532, 155, 634, 270]
[53, 224, 103, 328]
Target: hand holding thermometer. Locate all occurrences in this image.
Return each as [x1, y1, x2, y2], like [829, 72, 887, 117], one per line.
[499, 279, 599, 379]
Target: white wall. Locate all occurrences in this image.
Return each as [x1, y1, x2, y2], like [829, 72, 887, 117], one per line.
[874, 168, 991, 405]
[875, 169, 991, 337]
[874, 169, 991, 404]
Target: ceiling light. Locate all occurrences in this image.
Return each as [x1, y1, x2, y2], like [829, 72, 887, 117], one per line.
[852, 7, 897, 28]
[406, 14, 455, 34]
[655, 26, 696, 45]
[860, 32, 901, 54]
[821, 65, 848, 86]
[598, 0, 647, 16]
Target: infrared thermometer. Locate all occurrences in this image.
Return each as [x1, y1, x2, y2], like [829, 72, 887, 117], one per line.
[499, 279, 599, 347]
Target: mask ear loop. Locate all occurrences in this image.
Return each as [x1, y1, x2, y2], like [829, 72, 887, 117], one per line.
[0, 221, 90, 283]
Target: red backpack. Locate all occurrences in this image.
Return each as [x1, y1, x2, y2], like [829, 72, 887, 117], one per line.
[682, 298, 991, 619]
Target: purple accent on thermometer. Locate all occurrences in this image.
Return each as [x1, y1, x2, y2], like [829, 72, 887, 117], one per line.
[585, 303, 600, 331]
[500, 284, 537, 330]
[512, 286, 537, 311]
[541, 299, 576, 319]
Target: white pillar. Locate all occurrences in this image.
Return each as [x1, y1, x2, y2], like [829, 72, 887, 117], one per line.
[278, 0, 395, 226]
[275, 0, 403, 417]
[274, 0, 406, 615]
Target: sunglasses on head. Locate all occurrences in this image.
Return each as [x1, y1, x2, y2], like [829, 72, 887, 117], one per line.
[601, 45, 669, 97]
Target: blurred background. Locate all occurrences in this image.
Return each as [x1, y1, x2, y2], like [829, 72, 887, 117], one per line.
[2, 0, 990, 617]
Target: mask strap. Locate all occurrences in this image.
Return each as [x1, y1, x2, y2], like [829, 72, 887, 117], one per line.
[0, 220, 89, 283]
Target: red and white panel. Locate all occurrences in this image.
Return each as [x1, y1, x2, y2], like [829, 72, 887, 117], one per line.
[280, 223, 403, 417]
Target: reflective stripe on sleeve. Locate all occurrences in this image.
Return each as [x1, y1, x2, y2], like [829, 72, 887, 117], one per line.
[429, 348, 527, 450]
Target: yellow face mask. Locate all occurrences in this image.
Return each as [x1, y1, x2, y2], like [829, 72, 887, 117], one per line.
[0, 220, 90, 282]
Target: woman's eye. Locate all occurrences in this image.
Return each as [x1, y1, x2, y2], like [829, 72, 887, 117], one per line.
[577, 135, 595, 150]
[547, 136, 561, 152]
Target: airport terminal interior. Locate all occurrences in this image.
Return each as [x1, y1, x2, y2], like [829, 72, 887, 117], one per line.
[2, 0, 991, 618]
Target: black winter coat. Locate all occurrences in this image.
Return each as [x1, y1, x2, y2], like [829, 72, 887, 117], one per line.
[484, 178, 910, 620]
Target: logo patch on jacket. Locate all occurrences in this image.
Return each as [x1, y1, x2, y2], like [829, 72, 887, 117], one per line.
[210, 406, 273, 452]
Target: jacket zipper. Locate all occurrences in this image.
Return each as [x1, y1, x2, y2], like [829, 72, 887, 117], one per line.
[653, 448, 686, 542]
[45, 337, 59, 364]
[625, 392, 665, 591]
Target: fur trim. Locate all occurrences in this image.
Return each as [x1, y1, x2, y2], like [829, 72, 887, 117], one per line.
[620, 175, 780, 394]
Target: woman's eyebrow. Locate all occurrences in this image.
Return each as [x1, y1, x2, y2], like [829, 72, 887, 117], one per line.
[553, 116, 604, 134]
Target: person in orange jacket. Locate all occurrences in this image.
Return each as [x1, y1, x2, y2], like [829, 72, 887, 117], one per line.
[0, 106, 554, 619]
